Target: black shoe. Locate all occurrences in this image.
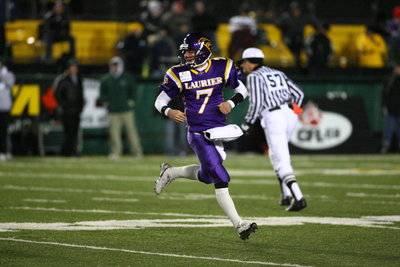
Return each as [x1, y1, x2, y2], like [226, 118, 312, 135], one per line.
[280, 196, 292, 206]
[237, 222, 258, 240]
[286, 198, 307, 211]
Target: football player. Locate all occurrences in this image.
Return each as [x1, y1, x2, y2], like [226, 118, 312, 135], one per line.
[154, 33, 257, 240]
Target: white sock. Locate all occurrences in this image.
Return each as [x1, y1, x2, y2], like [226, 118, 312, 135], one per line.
[282, 183, 292, 198]
[168, 165, 199, 180]
[215, 188, 242, 228]
[289, 182, 303, 201]
[282, 175, 303, 201]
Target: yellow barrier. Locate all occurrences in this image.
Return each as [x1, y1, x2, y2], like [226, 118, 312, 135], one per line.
[5, 20, 377, 66]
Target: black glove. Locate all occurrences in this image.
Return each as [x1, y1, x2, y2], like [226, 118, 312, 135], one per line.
[241, 122, 253, 135]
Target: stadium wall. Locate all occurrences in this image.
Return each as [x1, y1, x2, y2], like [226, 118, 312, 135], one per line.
[9, 78, 383, 155]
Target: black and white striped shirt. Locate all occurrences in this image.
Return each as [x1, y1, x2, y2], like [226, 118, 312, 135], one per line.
[244, 66, 304, 124]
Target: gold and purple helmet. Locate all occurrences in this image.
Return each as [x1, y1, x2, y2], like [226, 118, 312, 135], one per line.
[179, 33, 212, 68]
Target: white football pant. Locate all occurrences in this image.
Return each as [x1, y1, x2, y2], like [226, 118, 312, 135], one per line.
[261, 104, 298, 179]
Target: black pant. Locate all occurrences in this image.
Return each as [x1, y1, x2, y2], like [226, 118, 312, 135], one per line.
[0, 112, 10, 154]
[61, 113, 80, 156]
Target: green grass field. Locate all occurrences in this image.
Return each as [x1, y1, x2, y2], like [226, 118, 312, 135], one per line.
[0, 154, 399, 267]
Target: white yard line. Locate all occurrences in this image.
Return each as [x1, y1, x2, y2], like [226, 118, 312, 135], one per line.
[3, 185, 229, 200]
[230, 169, 400, 176]
[0, 238, 312, 267]
[91, 197, 139, 203]
[347, 192, 400, 198]
[2, 171, 400, 191]
[4, 160, 398, 170]
[0, 161, 157, 171]
[0, 172, 151, 182]
[3, 184, 400, 203]
[320, 198, 400, 205]
[1, 168, 400, 185]
[3, 185, 95, 193]
[1, 214, 400, 231]
[8, 206, 227, 218]
[23, 199, 66, 203]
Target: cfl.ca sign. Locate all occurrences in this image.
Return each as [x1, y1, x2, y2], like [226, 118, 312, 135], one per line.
[290, 101, 353, 150]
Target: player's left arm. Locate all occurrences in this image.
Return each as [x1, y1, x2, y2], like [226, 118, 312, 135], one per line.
[218, 80, 248, 114]
[219, 59, 249, 114]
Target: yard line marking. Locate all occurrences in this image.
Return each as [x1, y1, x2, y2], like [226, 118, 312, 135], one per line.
[234, 181, 400, 190]
[0, 238, 312, 267]
[289, 155, 400, 161]
[2, 170, 400, 191]
[1, 185, 273, 200]
[8, 206, 227, 218]
[3, 185, 95, 193]
[91, 197, 139, 203]
[5, 160, 399, 170]
[0, 172, 151, 182]
[320, 198, 400, 206]
[23, 199, 66, 203]
[298, 182, 400, 190]
[230, 169, 400, 176]
[0, 215, 399, 231]
[2, 185, 271, 200]
[0, 162, 150, 171]
[347, 192, 400, 198]
[2, 169, 400, 184]
[3, 182, 400, 202]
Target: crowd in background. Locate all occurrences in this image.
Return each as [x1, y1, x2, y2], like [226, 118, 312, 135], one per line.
[0, 0, 399, 73]
[1, 0, 400, 158]
[113, 0, 400, 77]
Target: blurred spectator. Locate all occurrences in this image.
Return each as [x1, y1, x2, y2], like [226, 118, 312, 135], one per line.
[371, 11, 389, 39]
[173, 21, 190, 50]
[191, 0, 219, 54]
[140, 0, 164, 38]
[43, 1, 75, 61]
[99, 57, 143, 160]
[54, 59, 84, 157]
[277, 1, 310, 68]
[149, 27, 178, 78]
[117, 27, 148, 76]
[305, 22, 333, 75]
[164, 96, 188, 157]
[0, 0, 18, 58]
[228, 7, 257, 61]
[0, 59, 14, 161]
[356, 25, 387, 68]
[161, 1, 191, 42]
[381, 62, 400, 154]
[386, 6, 400, 65]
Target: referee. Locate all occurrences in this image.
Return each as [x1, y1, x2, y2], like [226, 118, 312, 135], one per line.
[240, 47, 307, 211]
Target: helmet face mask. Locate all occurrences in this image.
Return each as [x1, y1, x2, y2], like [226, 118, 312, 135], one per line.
[179, 33, 212, 68]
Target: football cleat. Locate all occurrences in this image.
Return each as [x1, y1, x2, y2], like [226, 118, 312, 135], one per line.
[237, 222, 258, 241]
[286, 198, 307, 212]
[280, 196, 293, 206]
[154, 163, 174, 195]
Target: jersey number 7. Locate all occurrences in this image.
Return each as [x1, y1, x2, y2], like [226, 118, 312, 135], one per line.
[196, 88, 214, 114]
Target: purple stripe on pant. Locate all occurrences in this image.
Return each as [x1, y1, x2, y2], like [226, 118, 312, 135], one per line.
[187, 132, 230, 184]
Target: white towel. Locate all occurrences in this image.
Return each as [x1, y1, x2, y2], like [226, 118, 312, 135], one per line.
[203, 124, 243, 142]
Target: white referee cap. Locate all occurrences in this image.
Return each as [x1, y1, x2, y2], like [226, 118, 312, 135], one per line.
[242, 47, 264, 59]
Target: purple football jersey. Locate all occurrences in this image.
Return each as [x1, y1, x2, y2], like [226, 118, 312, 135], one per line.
[159, 57, 242, 132]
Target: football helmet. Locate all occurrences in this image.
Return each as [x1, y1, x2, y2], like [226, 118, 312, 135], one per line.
[179, 33, 212, 68]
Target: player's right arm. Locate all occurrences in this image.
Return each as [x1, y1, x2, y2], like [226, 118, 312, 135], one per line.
[154, 68, 186, 123]
[154, 91, 186, 123]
